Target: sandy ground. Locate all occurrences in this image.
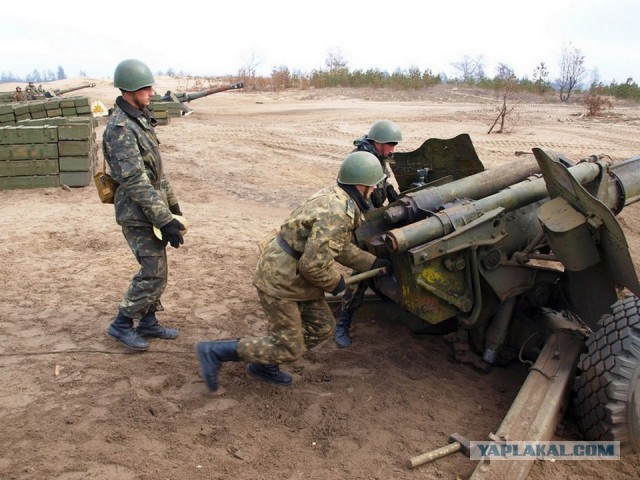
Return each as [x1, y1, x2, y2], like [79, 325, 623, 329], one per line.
[0, 77, 639, 480]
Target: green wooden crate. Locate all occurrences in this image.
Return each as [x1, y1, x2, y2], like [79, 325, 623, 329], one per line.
[28, 102, 46, 113]
[0, 174, 60, 190]
[46, 109, 63, 117]
[44, 100, 61, 110]
[61, 108, 77, 116]
[150, 102, 169, 112]
[58, 123, 92, 140]
[73, 97, 90, 107]
[13, 104, 31, 116]
[0, 159, 59, 177]
[58, 140, 90, 156]
[0, 143, 58, 160]
[59, 156, 91, 171]
[0, 126, 58, 144]
[0, 113, 15, 123]
[59, 99, 76, 108]
[59, 170, 91, 187]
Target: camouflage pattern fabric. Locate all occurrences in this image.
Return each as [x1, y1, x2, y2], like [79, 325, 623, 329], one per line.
[339, 136, 400, 316]
[24, 84, 38, 100]
[242, 183, 376, 363]
[237, 291, 335, 363]
[118, 226, 167, 319]
[103, 96, 180, 320]
[352, 136, 398, 207]
[103, 97, 176, 229]
[253, 184, 376, 301]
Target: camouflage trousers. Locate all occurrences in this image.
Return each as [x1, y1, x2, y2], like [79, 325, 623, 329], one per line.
[237, 290, 335, 364]
[118, 226, 168, 320]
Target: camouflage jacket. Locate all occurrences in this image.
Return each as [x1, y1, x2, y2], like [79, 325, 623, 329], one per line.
[253, 184, 376, 301]
[102, 96, 177, 228]
[24, 85, 40, 100]
[353, 136, 398, 207]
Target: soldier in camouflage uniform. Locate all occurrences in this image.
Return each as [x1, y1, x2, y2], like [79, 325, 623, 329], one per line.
[335, 120, 403, 348]
[196, 151, 392, 391]
[12, 87, 25, 102]
[24, 82, 40, 100]
[103, 59, 185, 351]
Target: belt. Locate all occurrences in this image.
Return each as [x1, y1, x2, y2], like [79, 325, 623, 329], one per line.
[276, 232, 302, 260]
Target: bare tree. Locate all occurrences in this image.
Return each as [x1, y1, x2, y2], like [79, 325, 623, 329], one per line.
[325, 48, 348, 72]
[239, 51, 262, 79]
[532, 61, 550, 93]
[557, 43, 586, 102]
[488, 63, 518, 134]
[451, 55, 485, 83]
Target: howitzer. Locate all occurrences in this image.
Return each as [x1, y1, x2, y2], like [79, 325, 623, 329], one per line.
[43, 82, 96, 98]
[351, 135, 640, 474]
[161, 81, 244, 103]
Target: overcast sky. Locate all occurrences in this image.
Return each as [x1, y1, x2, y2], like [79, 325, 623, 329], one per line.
[1, 0, 638, 85]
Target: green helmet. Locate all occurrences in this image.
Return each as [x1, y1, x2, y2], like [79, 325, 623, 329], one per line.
[113, 59, 155, 92]
[367, 120, 402, 144]
[338, 151, 386, 187]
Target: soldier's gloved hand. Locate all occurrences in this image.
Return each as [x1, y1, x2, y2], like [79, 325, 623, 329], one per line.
[370, 185, 386, 208]
[372, 257, 392, 275]
[160, 219, 185, 248]
[169, 203, 182, 216]
[331, 276, 346, 296]
[386, 185, 399, 203]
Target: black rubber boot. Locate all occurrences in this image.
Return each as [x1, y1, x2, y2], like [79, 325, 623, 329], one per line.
[107, 312, 150, 351]
[136, 312, 179, 339]
[247, 363, 293, 386]
[196, 340, 240, 392]
[335, 310, 353, 348]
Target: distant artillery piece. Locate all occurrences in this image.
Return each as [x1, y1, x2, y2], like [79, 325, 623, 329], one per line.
[153, 82, 244, 117]
[162, 81, 244, 103]
[43, 83, 97, 99]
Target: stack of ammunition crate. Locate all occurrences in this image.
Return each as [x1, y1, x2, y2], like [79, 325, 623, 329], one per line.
[0, 92, 16, 103]
[0, 97, 93, 127]
[149, 93, 182, 125]
[0, 116, 98, 190]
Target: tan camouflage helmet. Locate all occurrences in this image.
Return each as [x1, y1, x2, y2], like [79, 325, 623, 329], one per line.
[338, 151, 386, 187]
[367, 120, 402, 144]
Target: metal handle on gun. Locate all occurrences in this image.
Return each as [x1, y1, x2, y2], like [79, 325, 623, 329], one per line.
[344, 267, 387, 285]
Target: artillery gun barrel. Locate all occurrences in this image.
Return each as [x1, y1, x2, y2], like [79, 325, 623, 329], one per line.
[179, 82, 245, 102]
[610, 155, 640, 206]
[45, 82, 96, 98]
[386, 157, 640, 253]
[384, 158, 541, 225]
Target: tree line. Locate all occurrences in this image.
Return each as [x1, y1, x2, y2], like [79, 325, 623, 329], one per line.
[0, 66, 68, 84]
[3, 43, 638, 103]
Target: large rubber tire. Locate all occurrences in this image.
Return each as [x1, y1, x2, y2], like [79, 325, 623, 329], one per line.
[572, 295, 640, 453]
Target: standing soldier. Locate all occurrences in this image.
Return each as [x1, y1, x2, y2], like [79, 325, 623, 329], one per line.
[335, 120, 403, 348]
[196, 151, 392, 391]
[103, 59, 185, 351]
